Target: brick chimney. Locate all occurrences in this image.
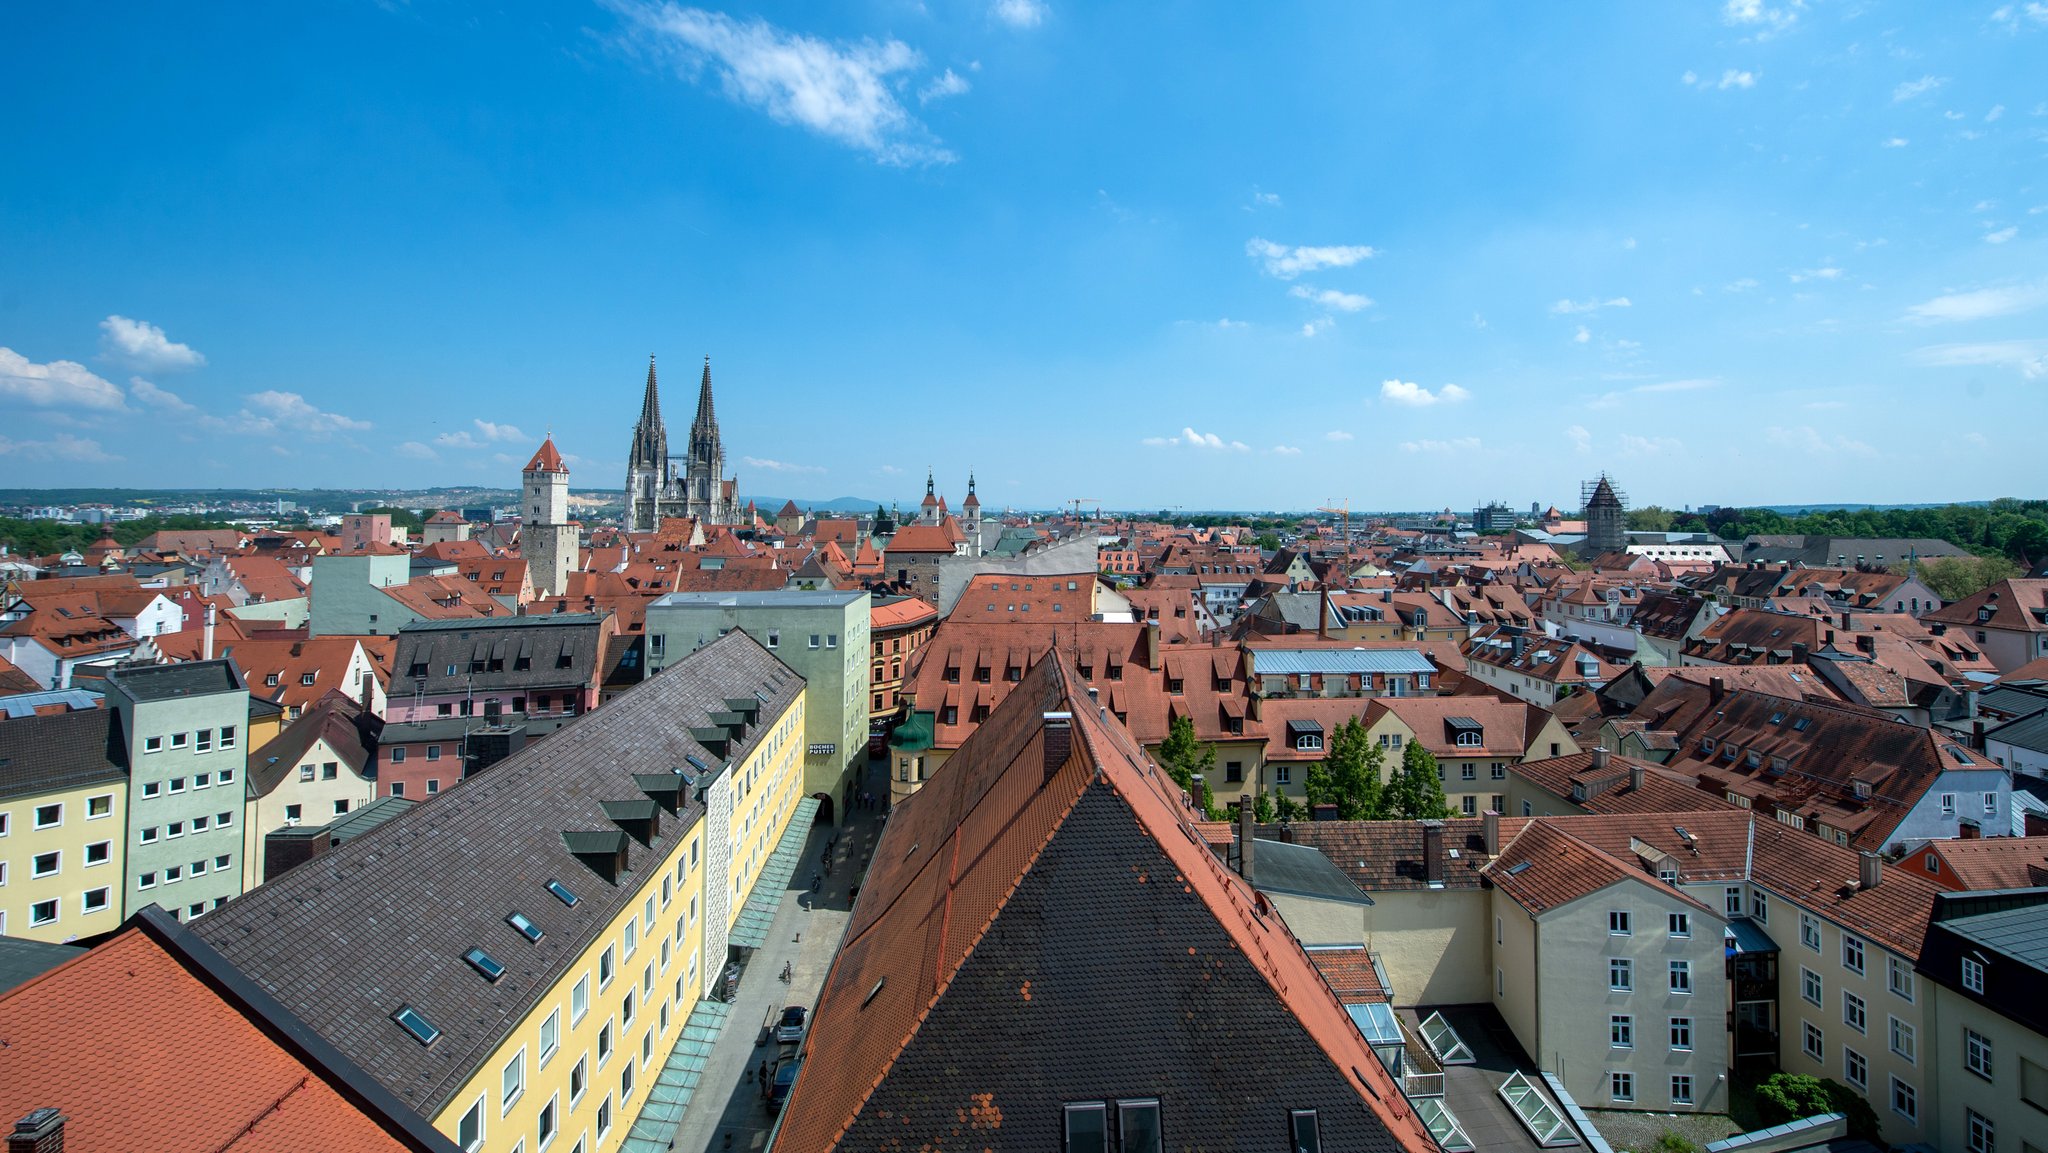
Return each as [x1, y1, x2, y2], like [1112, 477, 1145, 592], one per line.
[1238, 800, 1255, 885]
[1709, 676, 1726, 704]
[1422, 820, 1445, 885]
[1858, 850, 1882, 891]
[8, 1110, 65, 1153]
[1042, 712, 1072, 780]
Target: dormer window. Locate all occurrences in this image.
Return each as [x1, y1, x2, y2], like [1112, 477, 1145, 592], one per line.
[1978, 606, 1993, 623]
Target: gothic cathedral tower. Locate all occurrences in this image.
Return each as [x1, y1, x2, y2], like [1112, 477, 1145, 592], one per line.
[523, 437, 577, 597]
[682, 357, 731, 525]
[624, 356, 667, 534]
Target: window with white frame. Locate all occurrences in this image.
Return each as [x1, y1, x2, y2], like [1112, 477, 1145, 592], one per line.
[1800, 913, 1821, 951]
[1610, 1072, 1634, 1103]
[502, 1048, 525, 1113]
[1670, 1017, 1692, 1050]
[1888, 956, 1915, 1001]
[1889, 1016, 1915, 1064]
[1842, 934, 1865, 975]
[1670, 1075, 1693, 1106]
[1802, 967, 1822, 1006]
[1803, 1021, 1825, 1061]
[571, 974, 589, 1024]
[1844, 1047, 1867, 1090]
[1844, 991, 1866, 1034]
[539, 1009, 560, 1067]
[1966, 1109, 1993, 1153]
[1611, 1014, 1633, 1048]
[1609, 910, 1632, 935]
[1724, 886, 1741, 914]
[1962, 955, 1985, 994]
[1965, 1028, 1993, 1081]
[1749, 889, 1768, 922]
[1669, 960, 1691, 993]
[1669, 911, 1690, 938]
[457, 1097, 485, 1151]
[1609, 958, 1632, 991]
[1889, 1076, 1916, 1123]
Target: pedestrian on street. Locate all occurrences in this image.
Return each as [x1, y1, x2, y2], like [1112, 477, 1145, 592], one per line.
[759, 1059, 768, 1086]
[811, 873, 821, 893]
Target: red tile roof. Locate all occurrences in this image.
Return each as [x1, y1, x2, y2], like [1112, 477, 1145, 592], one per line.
[523, 436, 567, 473]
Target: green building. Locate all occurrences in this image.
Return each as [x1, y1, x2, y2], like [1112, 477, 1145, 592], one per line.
[103, 660, 251, 920]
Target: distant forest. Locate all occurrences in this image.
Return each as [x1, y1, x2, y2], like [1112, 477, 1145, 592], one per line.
[1628, 499, 2048, 565]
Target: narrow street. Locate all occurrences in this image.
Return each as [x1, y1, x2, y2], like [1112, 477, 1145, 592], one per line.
[664, 756, 888, 1153]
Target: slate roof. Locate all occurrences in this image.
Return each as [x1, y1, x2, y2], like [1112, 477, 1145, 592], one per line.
[1987, 708, 2048, 754]
[0, 936, 82, 995]
[191, 631, 802, 1116]
[390, 613, 607, 695]
[1252, 837, 1376, 904]
[103, 658, 243, 702]
[0, 707, 126, 802]
[778, 652, 1437, 1153]
[1264, 817, 1514, 892]
[1933, 899, 2048, 972]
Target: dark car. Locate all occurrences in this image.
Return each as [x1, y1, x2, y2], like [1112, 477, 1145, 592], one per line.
[767, 1054, 800, 1109]
[774, 1005, 807, 1044]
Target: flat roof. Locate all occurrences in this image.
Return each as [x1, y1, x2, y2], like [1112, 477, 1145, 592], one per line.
[649, 590, 866, 608]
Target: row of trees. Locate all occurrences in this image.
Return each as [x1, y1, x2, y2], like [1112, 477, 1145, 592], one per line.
[0, 514, 234, 558]
[1627, 499, 2048, 565]
[1154, 715, 1453, 824]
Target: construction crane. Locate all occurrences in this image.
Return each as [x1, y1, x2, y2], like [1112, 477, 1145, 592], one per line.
[1069, 498, 1097, 524]
[1317, 501, 1354, 574]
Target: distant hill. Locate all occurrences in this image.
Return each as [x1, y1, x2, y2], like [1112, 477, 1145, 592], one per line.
[1758, 501, 1996, 515]
[747, 495, 882, 515]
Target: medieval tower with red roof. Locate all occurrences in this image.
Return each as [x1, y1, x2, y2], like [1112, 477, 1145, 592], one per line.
[523, 435, 577, 596]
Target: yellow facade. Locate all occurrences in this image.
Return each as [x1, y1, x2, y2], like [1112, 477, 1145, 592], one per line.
[428, 686, 804, 1153]
[1, 778, 126, 943]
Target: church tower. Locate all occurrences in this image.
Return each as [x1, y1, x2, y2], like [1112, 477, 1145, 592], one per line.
[624, 356, 668, 533]
[961, 472, 982, 556]
[523, 436, 577, 597]
[683, 357, 733, 524]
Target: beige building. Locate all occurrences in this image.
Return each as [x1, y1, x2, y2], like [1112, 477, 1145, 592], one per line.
[1360, 694, 1578, 818]
[0, 706, 127, 942]
[241, 695, 380, 889]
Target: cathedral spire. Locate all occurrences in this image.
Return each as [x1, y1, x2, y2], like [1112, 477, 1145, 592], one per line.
[693, 356, 717, 433]
[629, 355, 668, 471]
[639, 355, 661, 429]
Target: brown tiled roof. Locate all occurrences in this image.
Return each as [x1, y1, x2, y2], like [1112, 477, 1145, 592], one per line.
[1362, 694, 1548, 758]
[1912, 835, 2048, 891]
[779, 652, 1436, 1153]
[1307, 947, 1388, 1004]
[1487, 819, 1714, 916]
[1514, 751, 1739, 816]
[522, 437, 567, 473]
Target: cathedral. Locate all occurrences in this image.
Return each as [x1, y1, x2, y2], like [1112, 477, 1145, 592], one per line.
[624, 355, 741, 531]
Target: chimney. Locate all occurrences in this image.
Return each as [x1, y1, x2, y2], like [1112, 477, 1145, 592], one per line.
[1629, 763, 1645, 792]
[1791, 642, 1808, 664]
[1143, 620, 1162, 670]
[1858, 850, 1882, 891]
[1591, 746, 1610, 772]
[1974, 720, 1987, 750]
[1856, 634, 1874, 655]
[1238, 801, 1256, 885]
[1709, 676, 1726, 704]
[1960, 820, 1981, 840]
[1422, 820, 1445, 885]
[1482, 809, 1500, 856]
[1042, 712, 1073, 779]
[202, 603, 216, 662]
[1317, 586, 1329, 642]
[8, 1110, 64, 1153]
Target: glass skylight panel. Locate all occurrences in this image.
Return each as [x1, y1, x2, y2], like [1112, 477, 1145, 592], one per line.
[1414, 1099, 1474, 1153]
[393, 1004, 441, 1046]
[1497, 1071, 1574, 1146]
[507, 911, 544, 942]
[464, 947, 507, 982]
[546, 879, 579, 907]
[1419, 1011, 1475, 1064]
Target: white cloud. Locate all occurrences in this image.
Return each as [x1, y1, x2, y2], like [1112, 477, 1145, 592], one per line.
[435, 431, 481, 449]
[1790, 266, 1843, 282]
[0, 348, 127, 410]
[917, 68, 970, 104]
[1550, 296, 1632, 314]
[1718, 69, 1758, 90]
[1250, 187, 1282, 208]
[1271, 445, 1303, 456]
[97, 315, 205, 372]
[990, 0, 1047, 28]
[1573, 325, 1592, 344]
[1588, 378, 1719, 409]
[1681, 70, 1699, 85]
[1399, 437, 1482, 453]
[742, 455, 826, 473]
[1325, 430, 1354, 442]
[1301, 317, 1332, 338]
[1619, 434, 1683, 456]
[1723, 0, 1798, 36]
[1212, 318, 1248, 329]
[472, 419, 527, 443]
[1623, 237, 1637, 249]
[1803, 400, 1849, 410]
[1725, 277, 1760, 292]
[1910, 340, 2048, 378]
[1246, 237, 1375, 279]
[0, 433, 118, 463]
[1992, 4, 2048, 28]
[1893, 75, 1946, 102]
[1903, 284, 2048, 323]
[1988, 104, 2006, 122]
[1288, 286, 1372, 312]
[875, 464, 904, 475]
[129, 376, 195, 413]
[394, 441, 439, 460]
[1946, 110, 1968, 120]
[233, 391, 371, 436]
[610, 2, 952, 166]
[1765, 425, 1876, 457]
[1986, 226, 2019, 243]
[1142, 427, 1251, 452]
[1881, 136, 1910, 148]
[1471, 313, 1488, 329]
[1380, 380, 1470, 407]
[1566, 425, 1593, 454]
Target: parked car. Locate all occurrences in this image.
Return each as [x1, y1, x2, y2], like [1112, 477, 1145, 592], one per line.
[774, 1005, 807, 1044]
[767, 1054, 800, 1109]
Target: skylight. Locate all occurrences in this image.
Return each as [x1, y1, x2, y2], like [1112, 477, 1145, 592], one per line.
[507, 912, 544, 942]
[684, 754, 710, 773]
[464, 947, 507, 982]
[393, 1004, 441, 1046]
[546, 879, 579, 907]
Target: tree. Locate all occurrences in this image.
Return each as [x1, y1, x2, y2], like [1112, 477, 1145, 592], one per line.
[1274, 792, 1304, 822]
[1252, 789, 1276, 824]
[1750, 1074, 1880, 1143]
[1908, 554, 2019, 602]
[1325, 718, 1386, 820]
[1156, 714, 1217, 796]
[1390, 741, 1452, 820]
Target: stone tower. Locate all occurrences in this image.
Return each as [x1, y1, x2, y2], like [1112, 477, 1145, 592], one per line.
[961, 472, 982, 557]
[1583, 474, 1627, 556]
[523, 437, 577, 597]
[682, 357, 732, 524]
[624, 356, 667, 533]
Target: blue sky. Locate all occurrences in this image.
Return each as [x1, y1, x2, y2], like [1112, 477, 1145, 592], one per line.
[1, 1, 2043, 512]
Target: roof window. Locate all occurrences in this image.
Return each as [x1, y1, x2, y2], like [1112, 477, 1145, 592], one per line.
[507, 911, 544, 942]
[463, 947, 507, 983]
[547, 879, 579, 907]
[393, 1004, 441, 1046]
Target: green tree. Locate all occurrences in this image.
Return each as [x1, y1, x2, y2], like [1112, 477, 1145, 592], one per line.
[1326, 717, 1386, 820]
[1627, 506, 1676, 533]
[1274, 791, 1303, 822]
[1908, 554, 2019, 602]
[1252, 789, 1276, 824]
[1750, 1074, 1881, 1143]
[1391, 741, 1453, 820]
[1155, 714, 1217, 795]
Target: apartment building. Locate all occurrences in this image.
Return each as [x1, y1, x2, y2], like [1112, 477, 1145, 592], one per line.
[0, 705, 126, 942]
[189, 631, 806, 1153]
[103, 660, 250, 920]
[1916, 889, 2048, 1153]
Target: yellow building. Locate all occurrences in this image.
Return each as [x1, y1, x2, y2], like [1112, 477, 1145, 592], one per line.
[189, 632, 811, 1153]
[1359, 694, 1578, 817]
[0, 706, 128, 943]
